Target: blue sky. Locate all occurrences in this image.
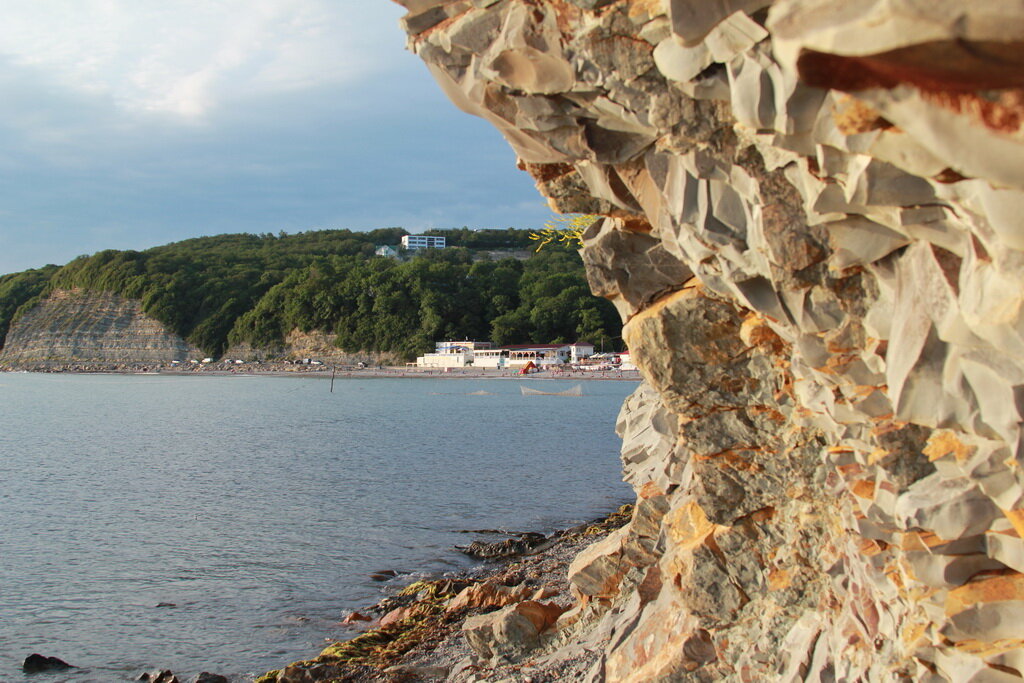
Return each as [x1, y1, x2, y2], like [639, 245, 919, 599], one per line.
[0, 1, 551, 274]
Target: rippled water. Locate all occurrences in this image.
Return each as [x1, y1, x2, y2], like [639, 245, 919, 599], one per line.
[0, 373, 635, 681]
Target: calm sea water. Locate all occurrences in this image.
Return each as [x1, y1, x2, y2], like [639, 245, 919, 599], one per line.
[0, 374, 634, 682]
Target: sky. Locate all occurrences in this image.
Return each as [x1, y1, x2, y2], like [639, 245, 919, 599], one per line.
[0, 1, 552, 274]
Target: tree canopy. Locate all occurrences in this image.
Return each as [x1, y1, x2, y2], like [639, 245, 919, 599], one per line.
[0, 228, 620, 358]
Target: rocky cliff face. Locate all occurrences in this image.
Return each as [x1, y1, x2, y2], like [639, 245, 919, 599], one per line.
[1, 290, 404, 367]
[0, 289, 199, 364]
[399, 1, 1024, 680]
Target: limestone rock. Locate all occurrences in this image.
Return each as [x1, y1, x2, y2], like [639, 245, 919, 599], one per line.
[401, 0, 1024, 679]
[1, 289, 199, 364]
[445, 580, 535, 612]
[463, 600, 566, 664]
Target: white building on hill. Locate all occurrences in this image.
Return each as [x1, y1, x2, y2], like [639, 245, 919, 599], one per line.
[402, 234, 446, 250]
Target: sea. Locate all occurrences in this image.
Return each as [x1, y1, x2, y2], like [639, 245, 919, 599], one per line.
[0, 373, 636, 682]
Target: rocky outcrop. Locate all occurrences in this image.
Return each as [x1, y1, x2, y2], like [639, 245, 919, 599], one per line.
[399, 1, 1024, 680]
[0, 289, 199, 364]
[1, 290, 403, 367]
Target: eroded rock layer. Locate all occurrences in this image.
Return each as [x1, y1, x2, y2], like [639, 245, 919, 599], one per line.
[399, 1, 1024, 680]
[0, 288, 198, 363]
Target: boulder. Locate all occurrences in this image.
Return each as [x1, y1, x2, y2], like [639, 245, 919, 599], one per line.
[191, 675, 229, 683]
[22, 654, 74, 673]
[445, 580, 535, 612]
[463, 600, 567, 663]
[137, 671, 178, 683]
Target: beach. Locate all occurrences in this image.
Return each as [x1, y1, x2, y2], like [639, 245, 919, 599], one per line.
[0, 361, 642, 381]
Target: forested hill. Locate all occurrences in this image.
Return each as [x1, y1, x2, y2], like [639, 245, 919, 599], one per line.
[0, 228, 620, 358]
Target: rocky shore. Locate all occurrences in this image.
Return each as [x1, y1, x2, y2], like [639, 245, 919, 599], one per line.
[255, 506, 634, 683]
[391, 1, 1024, 678]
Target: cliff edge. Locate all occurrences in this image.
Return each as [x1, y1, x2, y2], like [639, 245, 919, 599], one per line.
[397, 1, 1024, 680]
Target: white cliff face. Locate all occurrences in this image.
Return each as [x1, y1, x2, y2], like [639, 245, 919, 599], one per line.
[399, 1, 1024, 680]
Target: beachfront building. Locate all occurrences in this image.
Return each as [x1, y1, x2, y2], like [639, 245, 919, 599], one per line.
[471, 348, 507, 368]
[401, 234, 446, 250]
[415, 339, 491, 368]
[375, 245, 399, 258]
[435, 340, 491, 354]
[618, 351, 636, 371]
[502, 344, 572, 368]
[569, 341, 595, 362]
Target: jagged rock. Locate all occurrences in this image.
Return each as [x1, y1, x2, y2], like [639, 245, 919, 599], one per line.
[401, 0, 1024, 679]
[463, 600, 566, 664]
[275, 662, 347, 683]
[137, 671, 178, 683]
[457, 532, 549, 559]
[445, 580, 535, 613]
[567, 526, 627, 601]
[22, 654, 74, 672]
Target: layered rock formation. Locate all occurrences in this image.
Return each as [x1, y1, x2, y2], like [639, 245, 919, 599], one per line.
[0, 289, 199, 364]
[398, 1, 1024, 680]
[1, 290, 404, 367]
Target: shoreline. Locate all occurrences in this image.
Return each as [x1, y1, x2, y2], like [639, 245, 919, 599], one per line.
[0, 363, 642, 382]
[255, 504, 634, 683]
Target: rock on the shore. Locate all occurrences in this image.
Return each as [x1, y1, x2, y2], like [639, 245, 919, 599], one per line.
[137, 670, 178, 683]
[457, 532, 549, 559]
[22, 654, 74, 673]
[445, 579, 536, 613]
[398, 0, 1024, 680]
[463, 600, 567, 664]
[191, 674, 229, 683]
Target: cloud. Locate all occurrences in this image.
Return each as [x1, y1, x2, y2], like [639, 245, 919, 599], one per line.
[0, 0, 405, 119]
[0, 2, 555, 275]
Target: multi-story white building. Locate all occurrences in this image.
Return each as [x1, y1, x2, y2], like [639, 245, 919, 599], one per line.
[401, 234, 447, 250]
[569, 341, 595, 362]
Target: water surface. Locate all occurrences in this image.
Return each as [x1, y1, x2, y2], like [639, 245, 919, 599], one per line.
[0, 374, 634, 681]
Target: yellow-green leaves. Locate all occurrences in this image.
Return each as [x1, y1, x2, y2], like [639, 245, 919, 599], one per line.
[529, 214, 599, 252]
